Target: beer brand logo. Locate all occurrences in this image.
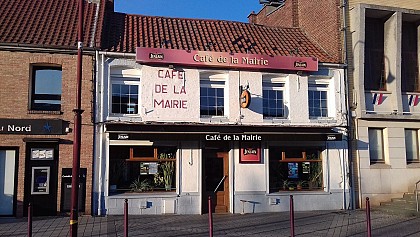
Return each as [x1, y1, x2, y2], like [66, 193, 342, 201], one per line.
[294, 61, 307, 68]
[243, 148, 257, 155]
[149, 53, 164, 60]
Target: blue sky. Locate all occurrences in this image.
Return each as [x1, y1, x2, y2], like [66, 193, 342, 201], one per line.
[114, 0, 263, 22]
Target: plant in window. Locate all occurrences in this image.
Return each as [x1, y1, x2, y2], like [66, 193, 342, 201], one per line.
[296, 180, 307, 190]
[161, 161, 175, 191]
[282, 180, 290, 191]
[130, 177, 153, 192]
[309, 163, 322, 189]
[153, 172, 165, 188]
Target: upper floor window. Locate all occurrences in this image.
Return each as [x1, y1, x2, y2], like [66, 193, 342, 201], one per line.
[364, 17, 386, 91]
[111, 77, 140, 114]
[308, 82, 329, 118]
[263, 81, 285, 118]
[110, 68, 141, 115]
[402, 21, 419, 92]
[200, 75, 226, 117]
[30, 66, 62, 111]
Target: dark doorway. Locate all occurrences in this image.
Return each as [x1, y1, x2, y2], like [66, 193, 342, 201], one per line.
[24, 142, 58, 216]
[202, 148, 229, 214]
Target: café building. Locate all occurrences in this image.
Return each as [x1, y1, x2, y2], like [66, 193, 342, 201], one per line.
[93, 13, 349, 215]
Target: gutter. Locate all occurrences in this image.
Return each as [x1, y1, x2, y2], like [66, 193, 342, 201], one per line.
[0, 43, 96, 55]
[99, 51, 136, 58]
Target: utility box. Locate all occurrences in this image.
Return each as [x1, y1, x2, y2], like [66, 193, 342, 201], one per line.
[60, 168, 86, 212]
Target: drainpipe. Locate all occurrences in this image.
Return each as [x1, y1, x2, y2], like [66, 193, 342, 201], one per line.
[96, 51, 103, 216]
[342, 0, 355, 210]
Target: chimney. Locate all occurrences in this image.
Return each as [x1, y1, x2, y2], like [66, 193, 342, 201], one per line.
[248, 11, 257, 24]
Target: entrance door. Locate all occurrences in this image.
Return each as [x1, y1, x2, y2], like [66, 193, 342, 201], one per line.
[24, 143, 58, 216]
[203, 150, 229, 213]
[0, 149, 17, 216]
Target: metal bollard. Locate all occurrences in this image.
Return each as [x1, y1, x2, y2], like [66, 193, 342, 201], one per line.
[290, 195, 295, 237]
[28, 202, 32, 237]
[208, 196, 213, 237]
[124, 199, 128, 237]
[366, 197, 371, 237]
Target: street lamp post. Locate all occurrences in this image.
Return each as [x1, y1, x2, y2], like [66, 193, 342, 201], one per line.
[70, 0, 84, 236]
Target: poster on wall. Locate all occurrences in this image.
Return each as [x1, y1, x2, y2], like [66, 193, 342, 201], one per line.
[302, 162, 310, 174]
[31, 148, 54, 160]
[288, 162, 298, 178]
[140, 163, 150, 175]
[240, 142, 261, 163]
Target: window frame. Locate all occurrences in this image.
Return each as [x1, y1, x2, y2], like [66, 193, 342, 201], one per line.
[110, 76, 141, 116]
[263, 81, 286, 119]
[29, 65, 62, 112]
[368, 128, 385, 164]
[308, 80, 329, 118]
[200, 77, 227, 117]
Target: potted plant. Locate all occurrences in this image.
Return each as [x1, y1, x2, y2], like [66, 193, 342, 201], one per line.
[130, 177, 153, 192]
[296, 180, 307, 190]
[161, 161, 175, 191]
[282, 180, 290, 191]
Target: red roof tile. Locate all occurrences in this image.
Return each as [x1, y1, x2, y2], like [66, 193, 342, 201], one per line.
[0, 0, 109, 49]
[103, 13, 336, 63]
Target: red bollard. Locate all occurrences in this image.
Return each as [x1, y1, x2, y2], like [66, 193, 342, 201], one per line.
[208, 196, 213, 237]
[124, 199, 128, 237]
[366, 197, 371, 237]
[290, 195, 295, 237]
[28, 202, 32, 237]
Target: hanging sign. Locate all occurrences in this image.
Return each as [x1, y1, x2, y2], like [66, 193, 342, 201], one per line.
[240, 142, 261, 163]
[240, 90, 251, 108]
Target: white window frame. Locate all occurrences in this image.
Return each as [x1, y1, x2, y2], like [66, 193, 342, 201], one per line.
[109, 75, 141, 116]
[200, 74, 228, 118]
[308, 79, 330, 119]
[263, 80, 286, 119]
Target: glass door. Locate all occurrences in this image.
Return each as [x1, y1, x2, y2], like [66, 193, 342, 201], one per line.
[0, 149, 17, 216]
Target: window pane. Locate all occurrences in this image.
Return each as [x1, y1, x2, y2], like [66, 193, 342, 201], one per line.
[200, 81, 224, 116]
[31, 67, 62, 111]
[405, 129, 419, 163]
[308, 90, 328, 118]
[263, 89, 284, 118]
[368, 128, 384, 163]
[111, 83, 139, 114]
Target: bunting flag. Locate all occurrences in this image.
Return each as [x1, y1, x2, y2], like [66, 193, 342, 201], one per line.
[372, 93, 384, 105]
[409, 94, 419, 107]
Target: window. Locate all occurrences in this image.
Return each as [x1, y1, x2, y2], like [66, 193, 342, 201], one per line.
[30, 66, 62, 111]
[269, 147, 323, 192]
[263, 82, 285, 118]
[405, 129, 419, 163]
[364, 17, 386, 91]
[368, 128, 385, 164]
[308, 82, 328, 118]
[402, 22, 419, 92]
[111, 77, 140, 114]
[200, 79, 225, 117]
[109, 146, 177, 193]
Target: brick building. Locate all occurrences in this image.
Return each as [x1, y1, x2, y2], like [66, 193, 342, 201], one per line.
[0, 0, 108, 216]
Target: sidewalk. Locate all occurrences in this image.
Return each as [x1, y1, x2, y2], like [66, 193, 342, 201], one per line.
[1, 209, 420, 237]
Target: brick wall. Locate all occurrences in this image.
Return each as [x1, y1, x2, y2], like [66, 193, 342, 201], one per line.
[250, 0, 343, 63]
[0, 50, 94, 216]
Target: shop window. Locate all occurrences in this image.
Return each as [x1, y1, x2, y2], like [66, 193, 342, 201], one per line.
[263, 81, 285, 118]
[269, 147, 323, 192]
[200, 76, 226, 117]
[109, 146, 177, 193]
[308, 82, 329, 118]
[111, 77, 140, 114]
[405, 129, 420, 163]
[368, 128, 385, 164]
[364, 17, 386, 91]
[30, 65, 62, 111]
[402, 21, 419, 92]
